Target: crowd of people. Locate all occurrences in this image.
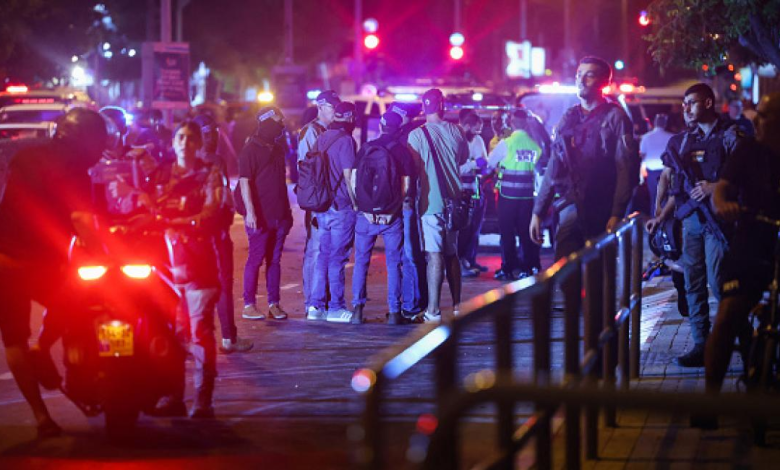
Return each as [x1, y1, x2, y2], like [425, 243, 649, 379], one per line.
[1, 54, 779, 435]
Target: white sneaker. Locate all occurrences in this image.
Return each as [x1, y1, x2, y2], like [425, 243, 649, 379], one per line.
[326, 308, 354, 323]
[306, 306, 326, 321]
[242, 304, 265, 320]
[220, 337, 254, 354]
[422, 310, 442, 323]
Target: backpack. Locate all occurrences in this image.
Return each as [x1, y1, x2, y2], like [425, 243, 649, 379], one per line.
[297, 132, 342, 212]
[355, 141, 404, 215]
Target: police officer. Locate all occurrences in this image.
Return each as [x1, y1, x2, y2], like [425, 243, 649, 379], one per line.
[530, 56, 639, 259]
[650, 83, 742, 368]
[488, 109, 550, 279]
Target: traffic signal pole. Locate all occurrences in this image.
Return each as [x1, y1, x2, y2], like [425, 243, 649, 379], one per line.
[353, 0, 363, 92]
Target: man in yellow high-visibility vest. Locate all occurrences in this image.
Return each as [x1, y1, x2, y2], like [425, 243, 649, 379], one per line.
[486, 109, 550, 280]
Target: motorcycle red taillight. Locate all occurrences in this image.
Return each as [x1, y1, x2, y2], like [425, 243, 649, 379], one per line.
[121, 264, 153, 279]
[77, 265, 107, 281]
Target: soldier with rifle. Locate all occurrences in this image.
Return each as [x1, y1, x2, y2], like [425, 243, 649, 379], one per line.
[530, 56, 639, 259]
[648, 83, 743, 368]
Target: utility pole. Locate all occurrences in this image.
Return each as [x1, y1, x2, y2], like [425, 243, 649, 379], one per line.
[454, 0, 462, 31]
[284, 0, 294, 64]
[161, 0, 172, 126]
[520, 0, 527, 40]
[563, 0, 574, 76]
[353, 0, 363, 92]
[176, 0, 192, 42]
[621, 0, 629, 75]
[161, 0, 172, 43]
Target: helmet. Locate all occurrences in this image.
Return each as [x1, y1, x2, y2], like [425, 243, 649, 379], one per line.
[649, 218, 682, 260]
[99, 106, 128, 150]
[192, 113, 218, 134]
[54, 108, 110, 166]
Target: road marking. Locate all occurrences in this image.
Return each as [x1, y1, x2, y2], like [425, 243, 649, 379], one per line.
[281, 283, 299, 291]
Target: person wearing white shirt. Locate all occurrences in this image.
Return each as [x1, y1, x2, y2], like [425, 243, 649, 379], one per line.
[641, 113, 674, 215]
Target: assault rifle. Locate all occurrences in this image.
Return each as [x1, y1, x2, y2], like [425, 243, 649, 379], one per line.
[667, 132, 730, 250]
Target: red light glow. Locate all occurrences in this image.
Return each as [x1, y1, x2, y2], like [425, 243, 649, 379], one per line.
[5, 85, 28, 94]
[364, 34, 379, 50]
[450, 46, 464, 60]
[638, 11, 650, 26]
[618, 83, 635, 93]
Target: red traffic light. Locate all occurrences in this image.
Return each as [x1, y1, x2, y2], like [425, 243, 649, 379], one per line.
[364, 34, 379, 50]
[638, 10, 650, 27]
[450, 46, 464, 60]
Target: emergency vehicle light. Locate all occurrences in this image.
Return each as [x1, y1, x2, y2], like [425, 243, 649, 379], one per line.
[5, 85, 29, 94]
[538, 83, 578, 94]
[394, 93, 418, 102]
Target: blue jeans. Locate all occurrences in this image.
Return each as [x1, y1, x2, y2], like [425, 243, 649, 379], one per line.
[352, 215, 404, 312]
[302, 211, 321, 309]
[312, 208, 356, 310]
[243, 221, 291, 307]
[682, 213, 726, 345]
[402, 207, 428, 313]
[213, 229, 236, 341]
[175, 284, 219, 407]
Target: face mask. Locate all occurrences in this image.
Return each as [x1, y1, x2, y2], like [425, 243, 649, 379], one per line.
[258, 120, 285, 141]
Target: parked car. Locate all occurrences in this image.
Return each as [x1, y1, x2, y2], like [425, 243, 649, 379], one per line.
[0, 122, 56, 140]
[0, 103, 78, 125]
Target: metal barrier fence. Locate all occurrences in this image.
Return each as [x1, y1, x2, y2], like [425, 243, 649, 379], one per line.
[353, 215, 646, 469]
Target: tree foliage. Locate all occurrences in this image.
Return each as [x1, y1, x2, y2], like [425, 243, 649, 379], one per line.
[646, 0, 780, 70]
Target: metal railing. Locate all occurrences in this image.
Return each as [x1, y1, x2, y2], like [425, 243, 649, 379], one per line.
[353, 215, 646, 469]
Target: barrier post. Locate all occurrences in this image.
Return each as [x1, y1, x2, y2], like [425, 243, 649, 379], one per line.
[561, 264, 582, 470]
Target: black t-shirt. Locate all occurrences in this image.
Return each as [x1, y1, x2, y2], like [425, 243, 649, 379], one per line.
[237, 136, 292, 228]
[0, 142, 94, 264]
[721, 139, 780, 263]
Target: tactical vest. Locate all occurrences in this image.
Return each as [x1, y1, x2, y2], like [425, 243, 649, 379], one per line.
[497, 130, 541, 199]
[680, 130, 727, 183]
[669, 126, 729, 203]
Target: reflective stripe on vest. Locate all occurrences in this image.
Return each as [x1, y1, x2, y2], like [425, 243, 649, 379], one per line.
[497, 130, 542, 199]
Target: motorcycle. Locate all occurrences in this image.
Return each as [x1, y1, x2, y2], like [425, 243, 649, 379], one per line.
[49, 213, 184, 437]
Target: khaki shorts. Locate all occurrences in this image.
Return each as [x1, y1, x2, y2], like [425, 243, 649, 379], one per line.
[421, 213, 458, 255]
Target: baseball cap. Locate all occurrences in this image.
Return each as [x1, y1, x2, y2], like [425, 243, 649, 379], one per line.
[421, 88, 445, 115]
[334, 102, 356, 121]
[316, 90, 341, 107]
[380, 111, 402, 131]
[256, 106, 283, 123]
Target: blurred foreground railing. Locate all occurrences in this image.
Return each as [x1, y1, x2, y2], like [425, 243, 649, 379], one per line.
[353, 215, 647, 469]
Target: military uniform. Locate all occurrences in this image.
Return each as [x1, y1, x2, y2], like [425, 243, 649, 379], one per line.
[662, 118, 741, 348]
[534, 102, 638, 259]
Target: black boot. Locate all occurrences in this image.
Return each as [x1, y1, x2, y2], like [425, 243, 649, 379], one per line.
[677, 343, 705, 367]
[387, 311, 406, 325]
[351, 305, 364, 325]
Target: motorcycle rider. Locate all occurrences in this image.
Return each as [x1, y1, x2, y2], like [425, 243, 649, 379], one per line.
[0, 108, 109, 438]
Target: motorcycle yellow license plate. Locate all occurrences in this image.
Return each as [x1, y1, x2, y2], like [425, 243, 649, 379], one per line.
[97, 321, 134, 357]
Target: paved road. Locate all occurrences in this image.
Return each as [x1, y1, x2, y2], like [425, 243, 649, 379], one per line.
[0, 188, 554, 469]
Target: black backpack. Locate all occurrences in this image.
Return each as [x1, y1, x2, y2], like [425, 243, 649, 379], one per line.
[355, 141, 404, 215]
[297, 132, 342, 212]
